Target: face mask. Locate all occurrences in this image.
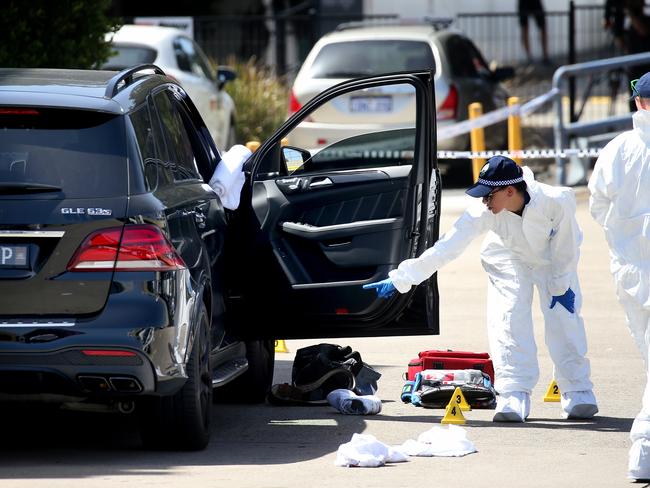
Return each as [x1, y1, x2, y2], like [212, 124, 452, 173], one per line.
[633, 108, 650, 128]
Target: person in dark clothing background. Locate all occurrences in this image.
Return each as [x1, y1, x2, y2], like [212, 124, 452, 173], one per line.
[518, 0, 550, 64]
[604, 0, 650, 111]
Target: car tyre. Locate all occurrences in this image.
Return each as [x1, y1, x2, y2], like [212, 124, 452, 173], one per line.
[214, 339, 275, 404]
[138, 303, 212, 451]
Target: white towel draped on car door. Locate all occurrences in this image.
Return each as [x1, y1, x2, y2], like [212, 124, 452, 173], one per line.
[208, 144, 251, 210]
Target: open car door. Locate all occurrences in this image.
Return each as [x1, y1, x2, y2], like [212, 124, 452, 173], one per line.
[225, 71, 441, 339]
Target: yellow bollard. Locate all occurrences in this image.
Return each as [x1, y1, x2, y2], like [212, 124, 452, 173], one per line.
[280, 137, 289, 147]
[246, 140, 261, 152]
[507, 96, 522, 165]
[469, 102, 486, 182]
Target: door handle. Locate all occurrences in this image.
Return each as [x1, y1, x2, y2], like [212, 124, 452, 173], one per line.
[194, 210, 207, 229]
[309, 177, 333, 188]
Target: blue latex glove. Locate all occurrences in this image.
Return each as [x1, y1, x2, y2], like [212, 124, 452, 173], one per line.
[550, 287, 576, 314]
[362, 278, 396, 299]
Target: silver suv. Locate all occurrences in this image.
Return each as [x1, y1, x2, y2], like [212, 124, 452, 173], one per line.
[288, 20, 514, 173]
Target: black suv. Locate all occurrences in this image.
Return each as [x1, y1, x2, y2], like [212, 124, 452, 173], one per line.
[0, 65, 440, 450]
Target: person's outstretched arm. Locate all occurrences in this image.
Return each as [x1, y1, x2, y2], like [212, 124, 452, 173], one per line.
[388, 202, 493, 293]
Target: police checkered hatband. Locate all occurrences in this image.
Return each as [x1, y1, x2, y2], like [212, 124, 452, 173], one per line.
[476, 176, 524, 186]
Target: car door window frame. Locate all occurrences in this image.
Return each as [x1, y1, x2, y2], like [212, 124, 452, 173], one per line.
[150, 87, 203, 183]
[253, 74, 432, 188]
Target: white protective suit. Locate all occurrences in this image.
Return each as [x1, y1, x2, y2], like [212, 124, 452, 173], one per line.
[589, 108, 650, 480]
[390, 167, 593, 396]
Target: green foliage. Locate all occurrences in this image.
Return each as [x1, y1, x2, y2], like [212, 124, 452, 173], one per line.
[0, 0, 121, 69]
[224, 57, 289, 144]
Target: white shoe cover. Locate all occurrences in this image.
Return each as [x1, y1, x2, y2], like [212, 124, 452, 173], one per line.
[493, 391, 530, 422]
[628, 439, 650, 481]
[561, 390, 598, 419]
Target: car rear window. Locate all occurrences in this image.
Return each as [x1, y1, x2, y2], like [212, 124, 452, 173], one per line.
[0, 108, 127, 198]
[104, 44, 157, 69]
[309, 40, 435, 78]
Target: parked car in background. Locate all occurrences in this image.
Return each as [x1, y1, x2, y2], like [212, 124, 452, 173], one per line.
[0, 65, 440, 450]
[287, 20, 514, 176]
[104, 24, 238, 150]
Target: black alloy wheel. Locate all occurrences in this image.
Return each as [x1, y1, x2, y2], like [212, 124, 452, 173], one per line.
[138, 303, 212, 451]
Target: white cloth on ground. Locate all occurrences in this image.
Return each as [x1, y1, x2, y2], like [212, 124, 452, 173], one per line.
[399, 425, 477, 457]
[326, 389, 382, 415]
[335, 433, 408, 467]
[208, 144, 251, 210]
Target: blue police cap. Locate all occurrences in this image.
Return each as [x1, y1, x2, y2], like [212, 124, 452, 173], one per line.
[632, 72, 650, 98]
[465, 155, 524, 198]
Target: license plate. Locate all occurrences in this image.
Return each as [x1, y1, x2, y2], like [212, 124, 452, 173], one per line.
[0, 245, 28, 268]
[350, 96, 392, 113]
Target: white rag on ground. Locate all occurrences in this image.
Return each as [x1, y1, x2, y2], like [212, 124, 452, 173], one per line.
[335, 433, 408, 467]
[208, 144, 251, 210]
[399, 425, 477, 457]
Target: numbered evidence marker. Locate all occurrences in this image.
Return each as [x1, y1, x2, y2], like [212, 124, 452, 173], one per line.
[441, 402, 466, 424]
[543, 379, 561, 402]
[451, 386, 471, 411]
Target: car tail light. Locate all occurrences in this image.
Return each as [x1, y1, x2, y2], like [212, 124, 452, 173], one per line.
[0, 108, 40, 115]
[437, 84, 458, 121]
[67, 225, 186, 272]
[288, 89, 302, 115]
[81, 349, 137, 357]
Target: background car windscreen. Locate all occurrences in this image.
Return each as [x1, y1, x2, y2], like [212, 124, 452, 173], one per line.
[0, 109, 127, 198]
[103, 44, 157, 69]
[309, 41, 435, 78]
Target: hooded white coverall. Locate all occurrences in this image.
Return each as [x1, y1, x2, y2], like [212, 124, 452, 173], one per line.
[389, 167, 593, 396]
[589, 109, 650, 479]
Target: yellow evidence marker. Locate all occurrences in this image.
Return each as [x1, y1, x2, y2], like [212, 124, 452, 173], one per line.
[543, 379, 561, 402]
[450, 386, 471, 411]
[441, 402, 466, 425]
[274, 340, 289, 353]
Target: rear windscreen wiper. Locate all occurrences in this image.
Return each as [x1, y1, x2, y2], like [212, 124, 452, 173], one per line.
[0, 182, 63, 194]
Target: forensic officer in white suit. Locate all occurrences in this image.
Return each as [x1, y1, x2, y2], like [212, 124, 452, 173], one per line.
[365, 155, 598, 422]
[589, 71, 650, 482]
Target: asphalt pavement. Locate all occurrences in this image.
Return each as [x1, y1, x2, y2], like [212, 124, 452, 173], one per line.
[0, 185, 643, 488]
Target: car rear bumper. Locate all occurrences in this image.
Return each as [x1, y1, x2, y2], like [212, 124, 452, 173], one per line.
[0, 272, 201, 402]
[0, 346, 162, 401]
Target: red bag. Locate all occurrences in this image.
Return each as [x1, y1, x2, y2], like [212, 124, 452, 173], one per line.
[406, 349, 495, 383]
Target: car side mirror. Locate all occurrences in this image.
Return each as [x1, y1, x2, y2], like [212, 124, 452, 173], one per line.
[492, 66, 515, 82]
[282, 146, 312, 172]
[217, 66, 237, 90]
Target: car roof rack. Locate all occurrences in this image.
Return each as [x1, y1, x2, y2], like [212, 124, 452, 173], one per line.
[105, 64, 166, 98]
[335, 16, 454, 32]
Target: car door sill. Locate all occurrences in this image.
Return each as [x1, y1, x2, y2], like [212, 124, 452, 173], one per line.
[211, 357, 249, 387]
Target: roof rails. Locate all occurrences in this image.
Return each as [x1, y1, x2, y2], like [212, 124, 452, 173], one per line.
[104, 64, 166, 98]
[335, 17, 454, 32]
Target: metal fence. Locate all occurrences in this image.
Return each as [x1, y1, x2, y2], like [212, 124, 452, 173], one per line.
[194, 13, 397, 76]
[194, 4, 629, 130]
